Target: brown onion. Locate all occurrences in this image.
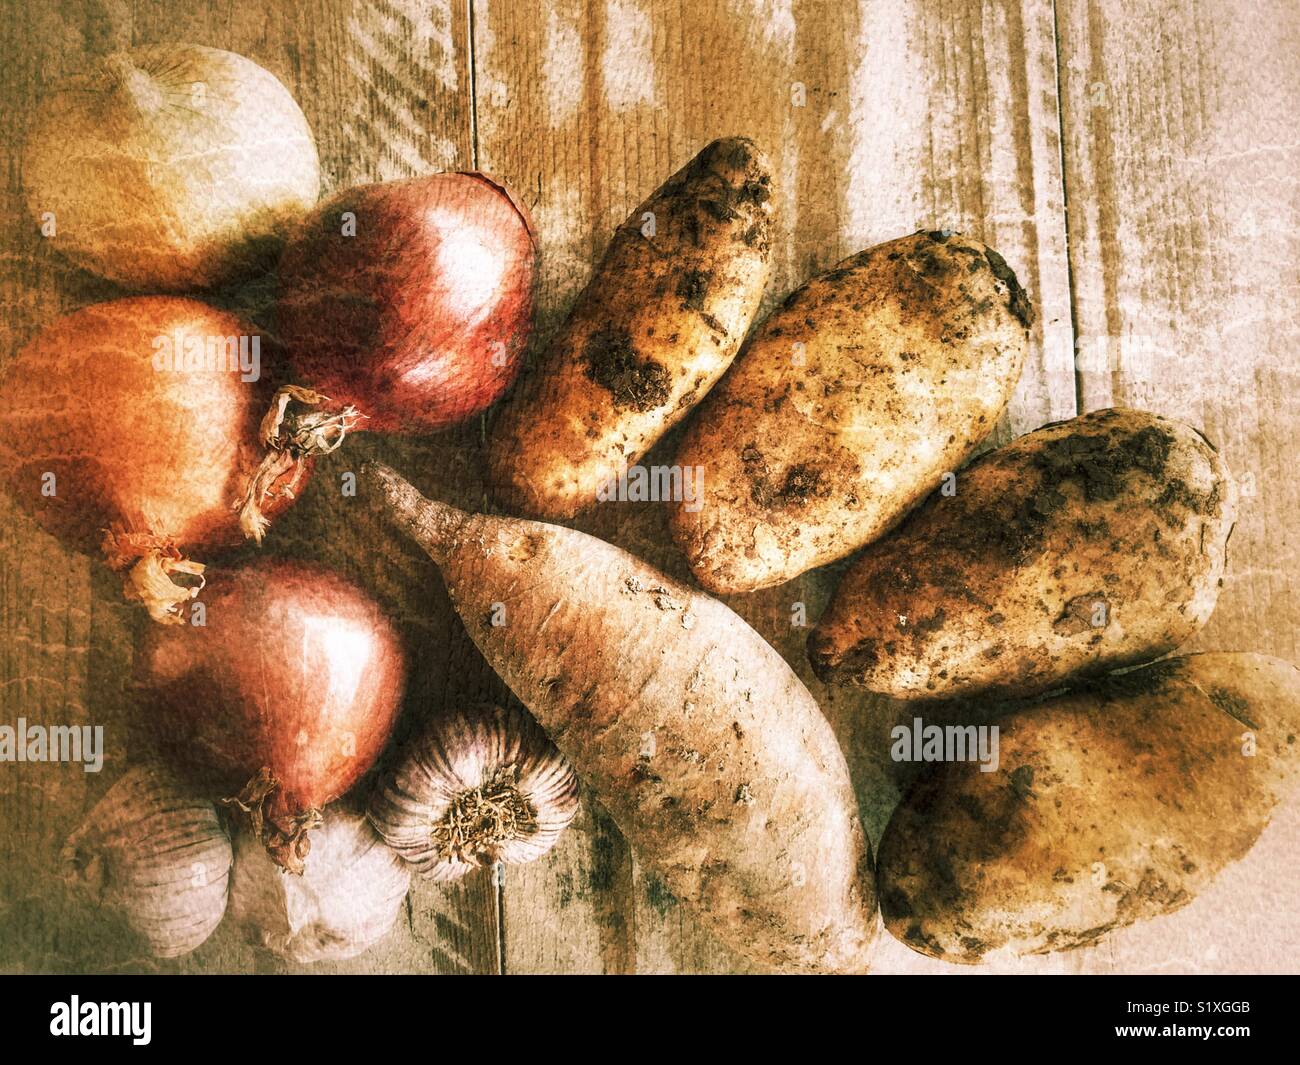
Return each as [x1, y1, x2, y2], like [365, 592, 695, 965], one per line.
[0, 297, 307, 623]
[23, 45, 320, 291]
[140, 559, 406, 873]
[275, 172, 536, 433]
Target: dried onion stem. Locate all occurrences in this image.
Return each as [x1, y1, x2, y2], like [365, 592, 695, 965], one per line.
[238, 384, 365, 542]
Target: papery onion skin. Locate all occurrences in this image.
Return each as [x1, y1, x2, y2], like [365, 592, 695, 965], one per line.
[140, 560, 407, 871]
[228, 805, 410, 963]
[62, 763, 232, 959]
[0, 297, 306, 620]
[370, 702, 579, 880]
[275, 172, 536, 433]
[23, 45, 320, 291]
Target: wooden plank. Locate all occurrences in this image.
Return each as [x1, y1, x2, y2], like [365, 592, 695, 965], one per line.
[1055, 0, 1300, 972]
[500, 796, 637, 974]
[0, 0, 131, 977]
[0, 0, 502, 974]
[476, 0, 1074, 973]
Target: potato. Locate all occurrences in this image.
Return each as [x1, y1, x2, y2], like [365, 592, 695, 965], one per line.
[669, 230, 1031, 593]
[487, 137, 773, 520]
[810, 408, 1236, 699]
[877, 653, 1300, 963]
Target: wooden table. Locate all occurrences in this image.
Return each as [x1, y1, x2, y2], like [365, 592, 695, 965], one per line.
[2, 0, 1296, 974]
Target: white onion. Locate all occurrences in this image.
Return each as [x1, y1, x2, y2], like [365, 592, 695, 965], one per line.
[228, 805, 409, 964]
[23, 44, 319, 290]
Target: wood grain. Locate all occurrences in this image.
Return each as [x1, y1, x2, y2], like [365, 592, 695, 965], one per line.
[474, 0, 1074, 973]
[1055, 0, 1300, 974]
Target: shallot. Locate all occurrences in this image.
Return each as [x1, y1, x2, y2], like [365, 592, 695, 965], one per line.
[140, 559, 406, 873]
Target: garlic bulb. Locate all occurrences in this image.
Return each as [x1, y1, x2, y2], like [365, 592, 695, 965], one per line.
[62, 763, 231, 958]
[370, 702, 580, 879]
[228, 804, 409, 963]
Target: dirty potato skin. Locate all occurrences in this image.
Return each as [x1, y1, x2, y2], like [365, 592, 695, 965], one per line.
[368, 463, 876, 974]
[810, 408, 1236, 699]
[487, 137, 774, 520]
[878, 653, 1300, 963]
[669, 230, 1031, 594]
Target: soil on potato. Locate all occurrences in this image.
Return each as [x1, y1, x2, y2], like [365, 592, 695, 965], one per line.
[585, 326, 672, 411]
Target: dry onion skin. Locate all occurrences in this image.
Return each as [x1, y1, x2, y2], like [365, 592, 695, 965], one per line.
[62, 763, 232, 959]
[228, 805, 410, 964]
[369, 702, 580, 880]
[23, 44, 320, 291]
[0, 297, 307, 623]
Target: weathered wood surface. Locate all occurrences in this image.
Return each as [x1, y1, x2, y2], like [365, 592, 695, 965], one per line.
[0, 0, 1295, 974]
[1053, 0, 1300, 974]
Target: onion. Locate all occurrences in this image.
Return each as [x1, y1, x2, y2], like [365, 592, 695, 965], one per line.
[62, 763, 232, 958]
[23, 45, 320, 291]
[275, 172, 536, 433]
[0, 297, 308, 623]
[228, 805, 409, 963]
[140, 559, 407, 874]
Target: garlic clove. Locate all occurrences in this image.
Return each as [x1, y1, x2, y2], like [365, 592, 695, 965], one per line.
[370, 702, 580, 879]
[62, 762, 232, 959]
[228, 803, 409, 964]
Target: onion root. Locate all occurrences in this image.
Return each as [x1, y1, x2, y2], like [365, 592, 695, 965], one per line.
[221, 766, 323, 876]
[101, 528, 205, 625]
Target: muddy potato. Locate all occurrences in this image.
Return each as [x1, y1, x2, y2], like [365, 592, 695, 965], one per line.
[810, 408, 1236, 699]
[878, 653, 1300, 963]
[487, 137, 774, 520]
[669, 230, 1031, 593]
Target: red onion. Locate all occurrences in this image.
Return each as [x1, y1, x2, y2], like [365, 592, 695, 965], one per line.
[0, 297, 307, 623]
[140, 559, 407, 873]
[275, 172, 536, 433]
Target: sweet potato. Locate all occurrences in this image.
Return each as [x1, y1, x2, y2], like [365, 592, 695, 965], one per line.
[366, 462, 875, 973]
[810, 408, 1236, 699]
[877, 653, 1300, 963]
[486, 137, 774, 520]
[670, 230, 1031, 593]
